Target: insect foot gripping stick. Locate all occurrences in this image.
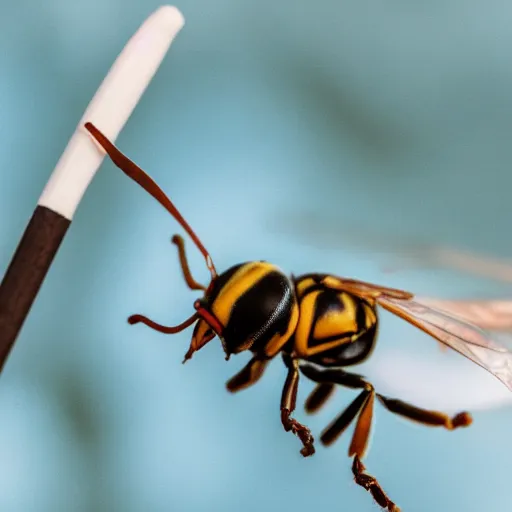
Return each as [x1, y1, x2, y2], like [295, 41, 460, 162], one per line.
[0, 6, 185, 372]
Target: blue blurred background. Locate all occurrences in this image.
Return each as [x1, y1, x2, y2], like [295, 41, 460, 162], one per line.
[1, 1, 512, 511]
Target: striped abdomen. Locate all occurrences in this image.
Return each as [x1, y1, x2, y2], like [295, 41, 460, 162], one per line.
[292, 274, 378, 366]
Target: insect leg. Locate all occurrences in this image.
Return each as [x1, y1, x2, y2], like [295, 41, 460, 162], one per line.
[226, 357, 270, 393]
[376, 394, 472, 430]
[348, 389, 401, 510]
[281, 354, 315, 457]
[128, 312, 198, 334]
[171, 234, 207, 291]
[322, 384, 398, 511]
[300, 363, 369, 390]
[304, 382, 336, 413]
[319, 387, 371, 446]
[352, 456, 400, 512]
[300, 364, 399, 511]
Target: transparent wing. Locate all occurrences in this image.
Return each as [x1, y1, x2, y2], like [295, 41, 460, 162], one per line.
[320, 275, 512, 391]
[377, 296, 512, 392]
[415, 298, 512, 332]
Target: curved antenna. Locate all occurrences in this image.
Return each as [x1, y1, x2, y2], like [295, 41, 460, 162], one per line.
[84, 122, 216, 280]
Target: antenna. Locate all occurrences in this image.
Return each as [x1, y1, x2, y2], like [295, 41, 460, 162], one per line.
[84, 122, 217, 280]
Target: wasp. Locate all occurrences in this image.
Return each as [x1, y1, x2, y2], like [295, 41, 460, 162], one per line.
[85, 122, 512, 512]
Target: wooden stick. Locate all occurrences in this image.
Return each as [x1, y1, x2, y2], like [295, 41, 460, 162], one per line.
[0, 6, 184, 372]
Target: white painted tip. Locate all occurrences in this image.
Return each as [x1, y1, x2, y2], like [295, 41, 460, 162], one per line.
[153, 5, 185, 32]
[38, 6, 185, 220]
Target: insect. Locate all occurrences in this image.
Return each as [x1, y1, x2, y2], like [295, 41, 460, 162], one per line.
[85, 122, 512, 512]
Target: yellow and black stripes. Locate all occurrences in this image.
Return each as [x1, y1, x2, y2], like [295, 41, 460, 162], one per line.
[202, 262, 299, 357]
[198, 268, 378, 366]
[210, 262, 272, 327]
[292, 274, 378, 365]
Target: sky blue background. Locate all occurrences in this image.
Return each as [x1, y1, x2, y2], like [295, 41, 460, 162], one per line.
[1, 1, 512, 511]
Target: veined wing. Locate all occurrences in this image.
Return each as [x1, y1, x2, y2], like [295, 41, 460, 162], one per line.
[378, 296, 512, 392]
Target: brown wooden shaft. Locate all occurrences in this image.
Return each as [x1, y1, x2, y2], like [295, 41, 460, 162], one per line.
[0, 205, 70, 371]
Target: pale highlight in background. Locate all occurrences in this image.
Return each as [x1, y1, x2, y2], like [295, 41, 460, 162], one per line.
[37, 5, 184, 220]
[371, 349, 512, 412]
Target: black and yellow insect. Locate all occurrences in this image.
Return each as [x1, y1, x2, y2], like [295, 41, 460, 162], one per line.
[85, 122, 512, 512]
